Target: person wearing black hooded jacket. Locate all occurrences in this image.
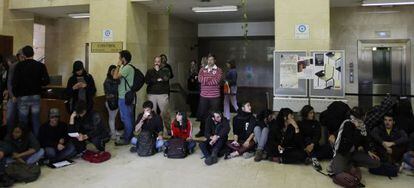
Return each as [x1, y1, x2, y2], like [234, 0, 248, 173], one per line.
[66, 61, 97, 113]
[225, 102, 256, 159]
[266, 108, 306, 164]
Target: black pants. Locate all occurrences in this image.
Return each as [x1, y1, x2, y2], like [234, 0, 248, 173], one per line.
[306, 144, 333, 160]
[187, 92, 199, 117]
[197, 97, 220, 134]
[199, 138, 227, 158]
[331, 151, 381, 175]
[0, 157, 5, 175]
[374, 144, 406, 163]
[71, 136, 109, 153]
[276, 148, 307, 164]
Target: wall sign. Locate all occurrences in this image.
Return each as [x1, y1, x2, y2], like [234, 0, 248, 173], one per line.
[295, 24, 310, 40]
[102, 29, 113, 42]
[91, 42, 123, 53]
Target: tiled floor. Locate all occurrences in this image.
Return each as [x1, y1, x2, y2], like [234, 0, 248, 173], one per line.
[13, 118, 414, 188]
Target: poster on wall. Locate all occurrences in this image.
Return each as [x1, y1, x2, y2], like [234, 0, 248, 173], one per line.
[274, 51, 308, 97]
[310, 50, 345, 98]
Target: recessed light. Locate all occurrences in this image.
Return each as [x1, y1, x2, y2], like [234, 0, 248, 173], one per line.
[68, 13, 90, 19]
[362, 1, 414, 6]
[192, 5, 238, 13]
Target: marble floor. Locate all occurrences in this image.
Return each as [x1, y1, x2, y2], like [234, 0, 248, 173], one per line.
[13, 118, 414, 188]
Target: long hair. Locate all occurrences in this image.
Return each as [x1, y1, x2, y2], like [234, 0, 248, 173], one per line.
[106, 65, 117, 79]
[300, 105, 314, 121]
[397, 98, 413, 118]
[275, 108, 293, 127]
[174, 111, 188, 130]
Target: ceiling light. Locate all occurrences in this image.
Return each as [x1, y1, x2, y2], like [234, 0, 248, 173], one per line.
[192, 5, 238, 13]
[68, 13, 90, 19]
[362, 1, 414, 6]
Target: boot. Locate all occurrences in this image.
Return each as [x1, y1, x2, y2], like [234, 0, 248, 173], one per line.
[254, 149, 263, 162]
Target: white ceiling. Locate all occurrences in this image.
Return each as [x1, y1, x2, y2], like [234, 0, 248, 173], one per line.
[15, 0, 363, 21]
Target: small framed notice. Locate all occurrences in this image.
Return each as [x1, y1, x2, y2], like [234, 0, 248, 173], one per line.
[91, 42, 123, 53]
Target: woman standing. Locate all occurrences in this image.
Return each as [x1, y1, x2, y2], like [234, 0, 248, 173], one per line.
[223, 60, 238, 120]
[66, 61, 96, 113]
[104, 65, 120, 140]
[187, 60, 199, 117]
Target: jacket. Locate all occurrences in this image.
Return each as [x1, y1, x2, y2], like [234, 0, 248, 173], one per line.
[66, 73, 97, 111]
[232, 111, 256, 142]
[205, 116, 230, 140]
[145, 67, 171, 94]
[69, 111, 109, 139]
[103, 77, 119, 99]
[371, 125, 408, 146]
[299, 120, 321, 146]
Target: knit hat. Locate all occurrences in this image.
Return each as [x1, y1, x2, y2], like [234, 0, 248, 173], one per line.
[73, 61, 84, 73]
[49, 108, 60, 118]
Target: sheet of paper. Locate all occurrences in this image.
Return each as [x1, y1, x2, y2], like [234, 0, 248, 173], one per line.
[53, 160, 72, 168]
[68, 132, 80, 138]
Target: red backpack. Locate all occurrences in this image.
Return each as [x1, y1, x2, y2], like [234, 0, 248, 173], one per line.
[82, 150, 111, 163]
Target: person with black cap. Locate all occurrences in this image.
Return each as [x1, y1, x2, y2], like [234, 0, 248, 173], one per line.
[66, 60, 97, 113]
[12, 45, 50, 137]
[38, 108, 76, 163]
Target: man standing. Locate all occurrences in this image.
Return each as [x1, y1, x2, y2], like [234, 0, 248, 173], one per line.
[196, 54, 223, 137]
[145, 56, 171, 135]
[12, 46, 50, 137]
[113, 50, 135, 146]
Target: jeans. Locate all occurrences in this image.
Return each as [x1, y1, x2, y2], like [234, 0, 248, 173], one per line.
[6, 99, 17, 132]
[7, 149, 44, 165]
[17, 95, 41, 137]
[131, 137, 165, 152]
[199, 138, 227, 158]
[44, 143, 76, 162]
[223, 86, 238, 120]
[254, 126, 269, 150]
[148, 94, 170, 134]
[118, 98, 134, 142]
[105, 102, 119, 138]
[403, 152, 414, 169]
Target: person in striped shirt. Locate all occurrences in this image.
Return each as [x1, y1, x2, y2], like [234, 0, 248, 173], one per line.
[195, 54, 223, 138]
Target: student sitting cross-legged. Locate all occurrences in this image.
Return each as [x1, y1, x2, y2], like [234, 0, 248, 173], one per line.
[199, 111, 230, 166]
[167, 111, 196, 154]
[253, 109, 275, 162]
[130, 101, 164, 155]
[266, 108, 307, 164]
[38, 108, 76, 163]
[4, 125, 44, 165]
[68, 100, 110, 154]
[225, 102, 256, 159]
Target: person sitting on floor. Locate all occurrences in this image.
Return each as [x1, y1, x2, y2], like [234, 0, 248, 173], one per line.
[401, 132, 414, 172]
[0, 141, 13, 186]
[266, 108, 306, 164]
[371, 113, 408, 164]
[4, 125, 44, 165]
[38, 108, 77, 163]
[299, 105, 333, 171]
[199, 111, 230, 166]
[168, 111, 196, 154]
[68, 100, 110, 153]
[225, 102, 256, 159]
[130, 101, 164, 153]
[254, 109, 275, 162]
[329, 107, 380, 187]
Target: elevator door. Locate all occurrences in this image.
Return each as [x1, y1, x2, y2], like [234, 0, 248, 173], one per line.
[358, 40, 410, 110]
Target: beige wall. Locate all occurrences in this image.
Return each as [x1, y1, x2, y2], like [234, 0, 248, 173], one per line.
[331, 6, 414, 106]
[169, 16, 198, 89]
[147, 13, 169, 69]
[275, 0, 330, 50]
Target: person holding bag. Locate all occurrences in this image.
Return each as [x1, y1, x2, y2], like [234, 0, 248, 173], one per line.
[104, 65, 120, 140]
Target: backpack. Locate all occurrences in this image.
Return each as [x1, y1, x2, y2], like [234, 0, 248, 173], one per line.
[332, 172, 363, 188]
[368, 163, 398, 178]
[137, 131, 156, 157]
[5, 163, 41, 183]
[164, 138, 187, 159]
[82, 150, 111, 163]
[124, 64, 145, 105]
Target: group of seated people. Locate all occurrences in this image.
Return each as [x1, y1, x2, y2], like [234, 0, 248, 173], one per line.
[1, 96, 414, 187]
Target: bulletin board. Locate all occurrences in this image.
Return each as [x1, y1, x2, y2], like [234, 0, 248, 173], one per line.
[273, 51, 308, 97]
[309, 50, 346, 98]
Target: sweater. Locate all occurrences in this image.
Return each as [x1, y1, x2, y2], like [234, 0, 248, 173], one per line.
[136, 111, 163, 137]
[171, 119, 192, 139]
[38, 121, 69, 148]
[5, 133, 41, 153]
[66, 73, 97, 111]
[225, 68, 237, 87]
[198, 65, 223, 98]
[371, 125, 408, 146]
[145, 67, 171, 94]
[299, 120, 321, 146]
[205, 117, 230, 140]
[232, 111, 256, 142]
[12, 59, 50, 97]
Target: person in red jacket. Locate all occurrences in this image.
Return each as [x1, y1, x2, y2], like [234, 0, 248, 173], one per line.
[169, 112, 196, 153]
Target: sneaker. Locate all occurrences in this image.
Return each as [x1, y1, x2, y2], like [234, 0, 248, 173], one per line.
[305, 157, 312, 165]
[254, 149, 263, 162]
[129, 146, 137, 153]
[243, 152, 255, 159]
[312, 158, 322, 171]
[115, 139, 129, 146]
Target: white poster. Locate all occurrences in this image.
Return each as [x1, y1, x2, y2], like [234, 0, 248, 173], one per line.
[280, 54, 299, 88]
[297, 56, 314, 79]
[312, 52, 343, 90]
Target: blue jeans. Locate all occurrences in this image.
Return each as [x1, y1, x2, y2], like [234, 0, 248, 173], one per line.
[17, 95, 41, 137]
[7, 149, 44, 165]
[403, 152, 414, 169]
[118, 99, 134, 142]
[131, 137, 164, 151]
[44, 143, 76, 162]
[6, 99, 17, 132]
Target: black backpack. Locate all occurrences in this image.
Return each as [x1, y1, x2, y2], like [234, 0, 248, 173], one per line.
[369, 163, 399, 178]
[137, 131, 156, 157]
[164, 138, 187, 159]
[124, 64, 145, 105]
[5, 163, 41, 183]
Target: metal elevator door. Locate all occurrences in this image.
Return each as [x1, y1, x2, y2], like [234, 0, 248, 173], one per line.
[358, 40, 411, 110]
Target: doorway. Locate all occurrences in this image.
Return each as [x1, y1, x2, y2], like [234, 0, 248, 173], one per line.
[358, 39, 411, 110]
